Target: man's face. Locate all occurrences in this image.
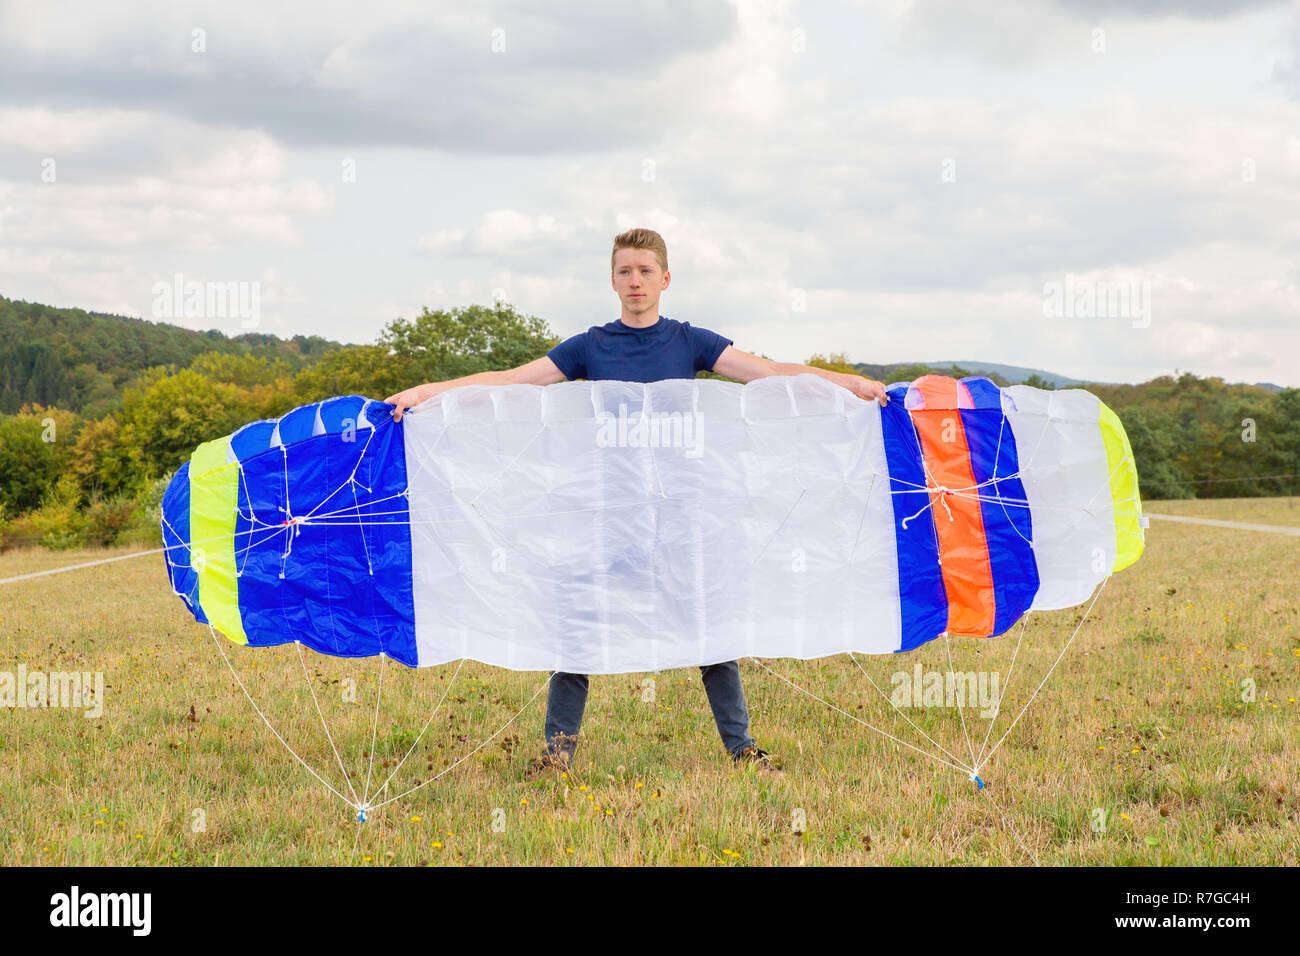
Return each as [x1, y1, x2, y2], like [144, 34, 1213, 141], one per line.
[611, 247, 670, 316]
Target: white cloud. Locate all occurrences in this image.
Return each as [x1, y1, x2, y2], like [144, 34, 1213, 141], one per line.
[0, 0, 1296, 386]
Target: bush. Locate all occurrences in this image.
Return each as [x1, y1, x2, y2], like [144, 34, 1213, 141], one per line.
[84, 495, 140, 547]
[5, 506, 86, 549]
[39, 528, 82, 551]
[3, 475, 87, 548]
[0, 474, 168, 551]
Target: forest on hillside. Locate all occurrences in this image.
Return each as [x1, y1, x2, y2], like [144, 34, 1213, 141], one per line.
[0, 296, 339, 418]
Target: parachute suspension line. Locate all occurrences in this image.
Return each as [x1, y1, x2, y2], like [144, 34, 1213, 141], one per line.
[233, 462, 281, 576]
[978, 576, 1110, 773]
[895, 408, 1036, 538]
[1083, 451, 1136, 515]
[278, 445, 299, 575]
[226, 521, 313, 577]
[176, 564, 201, 615]
[205, 624, 354, 810]
[990, 410, 1006, 477]
[351, 814, 365, 857]
[361, 651, 387, 811]
[989, 415, 1037, 549]
[465, 421, 549, 508]
[296, 642, 362, 808]
[464, 505, 554, 579]
[158, 507, 206, 613]
[943, 631, 979, 772]
[982, 397, 1065, 547]
[368, 672, 553, 812]
[900, 415, 979, 530]
[846, 652, 968, 769]
[159, 508, 186, 566]
[299, 424, 377, 523]
[234, 467, 257, 578]
[900, 490, 951, 530]
[846, 473, 879, 563]
[0, 547, 168, 586]
[349, 466, 374, 576]
[303, 495, 708, 525]
[750, 658, 973, 777]
[237, 455, 306, 537]
[980, 784, 1041, 866]
[747, 489, 808, 570]
[371, 659, 465, 803]
[279, 442, 291, 523]
[383, 414, 446, 523]
[976, 614, 1029, 769]
[304, 483, 798, 527]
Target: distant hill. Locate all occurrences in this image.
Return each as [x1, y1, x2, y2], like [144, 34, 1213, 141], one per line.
[916, 361, 1100, 387]
[884, 360, 1284, 392]
[0, 296, 342, 418]
[843, 359, 1078, 388]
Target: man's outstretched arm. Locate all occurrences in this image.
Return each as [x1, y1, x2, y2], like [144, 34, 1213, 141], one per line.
[384, 355, 567, 420]
[711, 346, 889, 405]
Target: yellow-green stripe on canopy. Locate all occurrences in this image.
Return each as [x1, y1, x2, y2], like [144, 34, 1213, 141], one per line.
[1098, 402, 1144, 573]
[188, 435, 247, 645]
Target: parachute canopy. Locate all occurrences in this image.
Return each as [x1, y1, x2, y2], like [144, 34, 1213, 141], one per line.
[161, 374, 1142, 672]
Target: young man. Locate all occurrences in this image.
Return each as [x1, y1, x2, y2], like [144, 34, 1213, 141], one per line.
[387, 228, 888, 773]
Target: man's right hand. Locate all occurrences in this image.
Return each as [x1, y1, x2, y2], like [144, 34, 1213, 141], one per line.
[384, 384, 431, 422]
[384, 359, 565, 421]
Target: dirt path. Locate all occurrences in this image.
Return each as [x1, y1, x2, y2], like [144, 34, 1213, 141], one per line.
[1145, 513, 1300, 537]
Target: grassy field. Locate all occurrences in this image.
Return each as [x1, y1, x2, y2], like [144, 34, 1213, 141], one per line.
[1, 497, 1296, 866]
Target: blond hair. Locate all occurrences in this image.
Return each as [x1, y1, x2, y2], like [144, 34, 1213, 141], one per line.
[611, 228, 668, 273]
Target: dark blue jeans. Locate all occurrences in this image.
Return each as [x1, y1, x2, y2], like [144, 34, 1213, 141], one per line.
[544, 661, 756, 759]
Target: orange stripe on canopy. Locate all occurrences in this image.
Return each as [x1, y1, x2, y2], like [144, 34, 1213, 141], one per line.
[909, 376, 996, 636]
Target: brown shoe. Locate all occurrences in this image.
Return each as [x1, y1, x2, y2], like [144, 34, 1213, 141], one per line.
[526, 749, 571, 778]
[733, 745, 781, 773]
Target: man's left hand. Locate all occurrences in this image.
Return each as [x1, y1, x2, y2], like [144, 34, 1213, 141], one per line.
[844, 375, 889, 405]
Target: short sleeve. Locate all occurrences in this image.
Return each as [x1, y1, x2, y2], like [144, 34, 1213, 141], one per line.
[547, 332, 588, 381]
[685, 324, 733, 373]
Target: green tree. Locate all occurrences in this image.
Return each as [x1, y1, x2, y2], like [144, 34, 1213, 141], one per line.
[0, 406, 82, 512]
[379, 303, 560, 385]
[889, 363, 936, 383]
[1116, 405, 1193, 500]
[291, 345, 407, 404]
[113, 369, 291, 489]
[807, 352, 859, 375]
[70, 415, 131, 498]
[1251, 387, 1300, 497]
[190, 352, 291, 388]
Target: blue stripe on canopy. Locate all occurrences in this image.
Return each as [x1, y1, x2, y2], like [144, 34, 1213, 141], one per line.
[160, 460, 206, 623]
[958, 378, 1039, 635]
[880, 386, 948, 651]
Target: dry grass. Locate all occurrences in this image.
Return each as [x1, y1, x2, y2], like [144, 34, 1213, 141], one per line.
[1, 497, 1296, 866]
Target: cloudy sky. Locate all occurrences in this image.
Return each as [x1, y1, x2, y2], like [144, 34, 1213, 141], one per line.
[2, 0, 1298, 386]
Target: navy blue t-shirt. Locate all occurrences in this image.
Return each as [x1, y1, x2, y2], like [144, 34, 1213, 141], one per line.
[546, 315, 733, 383]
